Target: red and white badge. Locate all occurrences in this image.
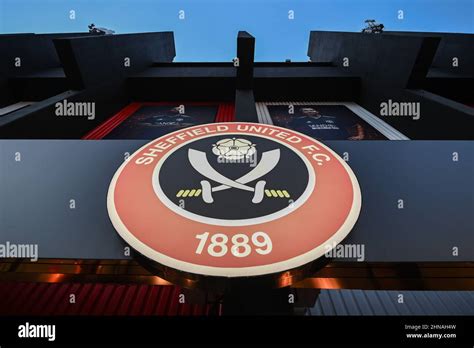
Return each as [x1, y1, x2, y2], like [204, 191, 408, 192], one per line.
[107, 123, 361, 277]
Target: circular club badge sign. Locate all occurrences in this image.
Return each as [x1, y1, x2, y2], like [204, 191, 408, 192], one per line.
[108, 123, 361, 277]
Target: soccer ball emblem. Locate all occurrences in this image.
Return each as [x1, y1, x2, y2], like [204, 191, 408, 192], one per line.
[212, 138, 256, 160]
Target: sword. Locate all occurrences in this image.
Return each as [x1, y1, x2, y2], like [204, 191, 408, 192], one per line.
[187, 149, 280, 204]
[213, 149, 280, 192]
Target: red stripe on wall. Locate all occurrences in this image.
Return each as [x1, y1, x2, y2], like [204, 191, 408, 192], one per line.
[43, 283, 73, 316]
[216, 103, 235, 122]
[82, 103, 142, 140]
[79, 283, 104, 315]
[65, 283, 93, 315]
[93, 284, 116, 315]
[128, 285, 149, 316]
[142, 285, 160, 315]
[103, 284, 127, 315]
[0, 282, 218, 316]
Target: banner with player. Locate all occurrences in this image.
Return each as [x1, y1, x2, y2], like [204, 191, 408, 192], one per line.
[256, 102, 408, 140]
[84, 102, 234, 140]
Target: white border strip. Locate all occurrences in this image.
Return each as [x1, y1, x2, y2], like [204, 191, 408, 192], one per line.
[256, 101, 409, 140]
[255, 102, 274, 125]
[0, 101, 35, 116]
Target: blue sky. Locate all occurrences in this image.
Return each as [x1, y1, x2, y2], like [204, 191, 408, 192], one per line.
[1, 0, 473, 61]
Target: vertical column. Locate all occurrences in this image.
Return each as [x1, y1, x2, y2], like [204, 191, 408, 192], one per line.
[235, 31, 258, 122]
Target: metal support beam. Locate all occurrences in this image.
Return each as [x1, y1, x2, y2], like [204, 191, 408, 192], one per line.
[236, 31, 255, 90]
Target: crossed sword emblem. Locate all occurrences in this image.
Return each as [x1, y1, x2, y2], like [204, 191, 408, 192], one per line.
[183, 148, 285, 204]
